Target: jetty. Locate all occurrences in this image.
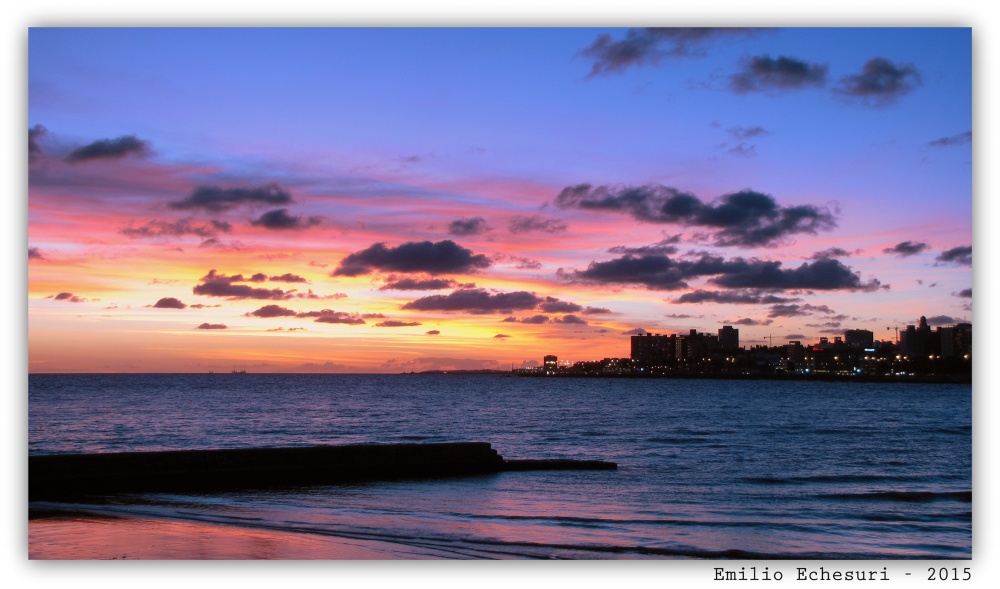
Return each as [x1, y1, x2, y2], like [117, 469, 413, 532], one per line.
[29, 442, 616, 500]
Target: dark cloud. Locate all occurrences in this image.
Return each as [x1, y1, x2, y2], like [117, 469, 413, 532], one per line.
[153, 297, 187, 309]
[834, 57, 921, 106]
[494, 334, 512, 339]
[673, 289, 798, 304]
[29, 125, 47, 161]
[29, 247, 44, 260]
[956, 288, 972, 298]
[505, 315, 551, 324]
[580, 28, 754, 76]
[200, 270, 254, 283]
[928, 131, 971, 147]
[448, 217, 490, 236]
[248, 273, 267, 282]
[537, 297, 583, 313]
[784, 334, 808, 341]
[334, 240, 492, 276]
[607, 238, 680, 256]
[665, 313, 695, 319]
[556, 184, 836, 247]
[554, 315, 588, 325]
[806, 321, 842, 328]
[727, 125, 770, 139]
[513, 257, 542, 270]
[818, 328, 846, 335]
[51, 292, 86, 303]
[269, 273, 308, 283]
[300, 310, 366, 325]
[294, 290, 343, 300]
[362, 313, 387, 319]
[727, 144, 757, 158]
[246, 304, 298, 318]
[925, 315, 959, 326]
[562, 254, 690, 290]
[379, 277, 459, 291]
[197, 238, 231, 249]
[121, 218, 232, 239]
[426, 330, 441, 335]
[730, 55, 828, 93]
[250, 208, 322, 231]
[583, 306, 613, 315]
[375, 320, 423, 328]
[622, 328, 648, 336]
[936, 245, 972, 266]
[193, 270, 292, 300]
[402, 288, 543, 314]
[64, 135, 151, 163]
[566, 253, 879, 292]
[565, 253, 752, 290]
[732, 318, 773, 326]
[810, 247, 856, 260]
[508, 215, 568, 235]
[768, 303, 835, 318]
[883, 241, 929, 257]
[494, 255, 544, 270]
[170, 183, 293, 213]
[710, 258, 882, 291]
[196, 323, 227, 330]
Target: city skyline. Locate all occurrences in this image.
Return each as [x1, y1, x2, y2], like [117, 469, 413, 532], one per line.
[28, 27, 972, 373]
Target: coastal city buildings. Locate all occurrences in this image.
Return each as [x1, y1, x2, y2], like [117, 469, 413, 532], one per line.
[521, 316, 971, 380]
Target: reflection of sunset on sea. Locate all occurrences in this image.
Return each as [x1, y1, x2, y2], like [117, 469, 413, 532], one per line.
[28, 27, 971, 373]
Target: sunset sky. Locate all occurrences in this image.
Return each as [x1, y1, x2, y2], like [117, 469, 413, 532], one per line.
[27, 26, 973, 373]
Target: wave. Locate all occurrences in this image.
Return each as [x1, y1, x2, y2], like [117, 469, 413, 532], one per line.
[932, 426, 972, 435]
[821, 491, 971, 503]
[742, 477, 800, 485]
[646, 437, 713, 444]
[861, 511, 972, 523]
[742, 473, 961, 485]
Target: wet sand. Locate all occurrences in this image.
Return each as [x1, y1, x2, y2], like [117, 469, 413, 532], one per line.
[28, 513, 456, 560]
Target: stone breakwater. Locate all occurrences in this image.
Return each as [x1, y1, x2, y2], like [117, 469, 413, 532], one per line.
[29, 442, 616, 500]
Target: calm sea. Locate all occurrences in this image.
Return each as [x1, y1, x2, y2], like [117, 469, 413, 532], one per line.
[28, 373, 972, 559]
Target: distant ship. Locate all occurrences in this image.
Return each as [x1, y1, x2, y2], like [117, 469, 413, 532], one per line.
[231, 365, 247, 374]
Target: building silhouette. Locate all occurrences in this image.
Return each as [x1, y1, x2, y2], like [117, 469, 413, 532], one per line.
[718, 326, 739, 351]
[524, 315, 970, 379]
[844, 329, 874, 349]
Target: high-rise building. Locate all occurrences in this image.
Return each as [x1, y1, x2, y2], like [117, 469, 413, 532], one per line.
[631, 333, 675, 366]
[785, 341, 805, 365]
[718, 325, 739, 351]
[938, 323, 972, 358]
[844, 329, 874, 348]
[900, 316, 934, 357]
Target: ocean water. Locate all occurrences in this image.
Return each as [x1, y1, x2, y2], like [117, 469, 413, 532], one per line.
[28, 373, 972, 559]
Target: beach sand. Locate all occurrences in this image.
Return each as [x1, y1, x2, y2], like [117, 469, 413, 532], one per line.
[28, 513, 456, 560]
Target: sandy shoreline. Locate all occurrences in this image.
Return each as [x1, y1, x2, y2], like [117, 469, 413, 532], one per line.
[28, 512, 459, 560]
